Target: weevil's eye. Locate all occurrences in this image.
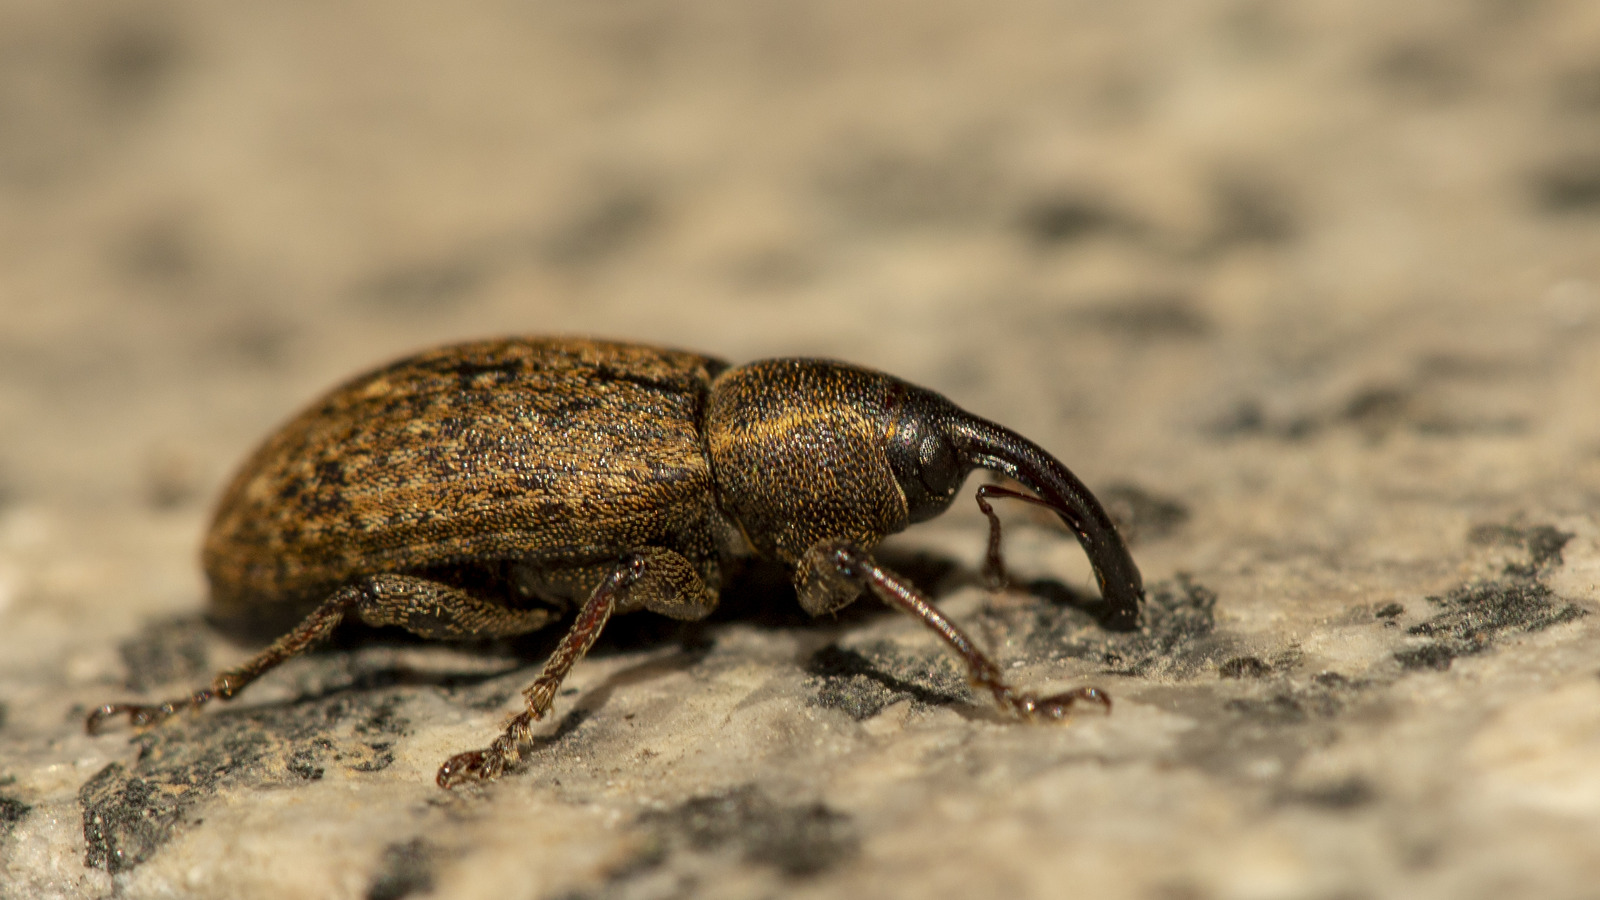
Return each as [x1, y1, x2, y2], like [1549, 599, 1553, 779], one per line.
[918, 434, 960, 499]
[884, 386, 972, 524]
[889, 422, 967, 524]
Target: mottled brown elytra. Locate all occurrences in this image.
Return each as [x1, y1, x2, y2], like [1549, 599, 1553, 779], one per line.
[87, 337, 1144, 788]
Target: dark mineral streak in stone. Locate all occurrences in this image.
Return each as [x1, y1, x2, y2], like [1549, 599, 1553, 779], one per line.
[1100, 482, 1191, 544]
[1397, 580, 1586, 672]
[1394, 522, 1584, 671]
[78, 691, 418, 873]
[806, 642, 969, 720]
[1022, 573, 1221, 678]
[366, 838, 438, 900]
[117, 615, 210, 691]
[0, 794, 31, 837]
[1219, 656, 1272, 679]
[636, 785, 859, 879]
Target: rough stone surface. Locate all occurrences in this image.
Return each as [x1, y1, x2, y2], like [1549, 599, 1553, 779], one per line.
[2, 2, 1599, 899]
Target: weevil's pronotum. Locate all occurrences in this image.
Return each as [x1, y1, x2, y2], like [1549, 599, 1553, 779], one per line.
[87, 338, 1144, 787]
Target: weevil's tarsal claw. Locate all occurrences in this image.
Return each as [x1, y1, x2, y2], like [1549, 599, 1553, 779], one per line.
[84, 692, 211, 735]
[436, 749, 497, 789]
[437, 708, 540, 788]
[977, 675, 1112, 722]
[815, 539, 1116, 726]
[1012, 686, 1112, 720]
[85, 704, 134, 734]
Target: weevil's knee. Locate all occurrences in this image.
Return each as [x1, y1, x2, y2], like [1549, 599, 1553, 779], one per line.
[613, 548, 719, 621]
[795, 538, 870, 617]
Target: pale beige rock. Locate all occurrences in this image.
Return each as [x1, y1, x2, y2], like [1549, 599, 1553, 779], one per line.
[2, 1, 1599, 898]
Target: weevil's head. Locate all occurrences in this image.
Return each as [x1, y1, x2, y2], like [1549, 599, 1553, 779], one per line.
[706, 358, 1143, 629]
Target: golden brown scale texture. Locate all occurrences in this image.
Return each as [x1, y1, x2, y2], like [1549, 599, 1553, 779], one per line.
[90, 335, 1147, 788]
[706, 360, 907, 567]
[203, 338, 731, 625]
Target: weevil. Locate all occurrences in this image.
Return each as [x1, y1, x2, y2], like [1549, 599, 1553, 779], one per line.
[87, 337, 1144, 787]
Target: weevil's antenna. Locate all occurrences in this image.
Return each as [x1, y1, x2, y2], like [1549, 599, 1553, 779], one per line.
[950, 416, 1143, 630]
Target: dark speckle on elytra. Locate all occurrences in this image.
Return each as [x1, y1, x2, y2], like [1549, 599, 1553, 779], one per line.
[1222, 666, 1371, 724]
[288, 748, 325, 781]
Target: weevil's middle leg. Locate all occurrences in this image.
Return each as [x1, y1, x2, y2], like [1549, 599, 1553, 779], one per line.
[803, 538, 1111, 721]
[437, 548, 717, 789]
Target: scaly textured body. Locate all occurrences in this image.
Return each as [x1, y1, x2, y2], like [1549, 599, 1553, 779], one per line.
[204, 338, 733, 630]
[90, 336, 1145, 788]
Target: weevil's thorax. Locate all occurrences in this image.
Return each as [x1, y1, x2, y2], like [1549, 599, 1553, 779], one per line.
[704, 359, 916, 565]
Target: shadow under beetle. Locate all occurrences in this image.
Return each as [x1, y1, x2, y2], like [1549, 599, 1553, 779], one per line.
[87, 338, 1144, 787]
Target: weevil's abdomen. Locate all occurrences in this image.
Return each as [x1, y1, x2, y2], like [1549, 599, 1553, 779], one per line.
[203, 338, 729, 629]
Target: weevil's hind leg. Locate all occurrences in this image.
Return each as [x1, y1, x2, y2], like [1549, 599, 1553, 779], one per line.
[86, 574, 555, 735]
[799, 538, 1111, 721]
[436, 548, 716, 789]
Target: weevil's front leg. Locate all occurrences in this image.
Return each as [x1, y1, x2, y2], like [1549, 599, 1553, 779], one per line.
[975, 483, 1064, 590]
[800, 538, 1110, 720]
[86, 575, 556, 734]
[437, 548, 716, 788]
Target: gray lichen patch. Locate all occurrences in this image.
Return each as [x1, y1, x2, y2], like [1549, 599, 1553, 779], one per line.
[0, 791, 29, 839]
[635, 785, 859, 879]
[1017, 574, 1227, 679]
[1153, 667, 1381, 788]
[1222, 670, 1374, 723]
[78, 691, 414, 874]
[805, 641, 970, 720]
[1467, 522, 1575, 576]
[365, 838, 440, 900]
[1392, 522, 1587, 673]
[116, 615, 210, 692]
[549, 787, 859, 900]
[1275, 775, 1378, 811]
[1396, 579, 1587, 672]
[1218, 655, 1273, 678]
[1099, 482, 1191, 544]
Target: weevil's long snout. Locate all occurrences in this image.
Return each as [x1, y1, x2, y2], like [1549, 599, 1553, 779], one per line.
[950, 415, 1144, 630]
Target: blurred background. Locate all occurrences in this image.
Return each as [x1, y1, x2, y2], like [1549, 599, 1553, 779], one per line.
[2, 2, 1599, 898]
[3, 0, 1595, 510]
